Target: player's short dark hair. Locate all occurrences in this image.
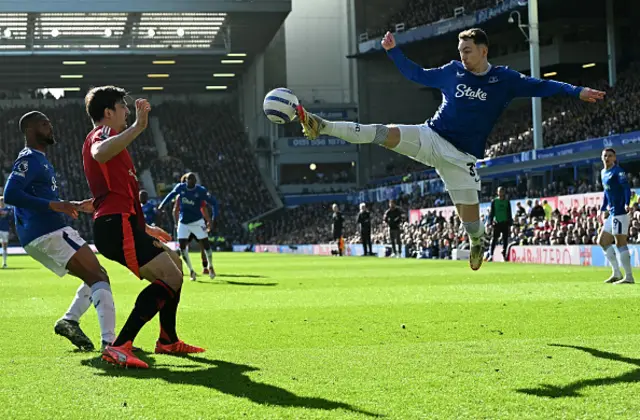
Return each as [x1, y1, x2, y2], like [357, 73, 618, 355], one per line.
[85, 85, 128, 123]
[458, 28, 489, 47]
[18, 111, 47, 134]
[604, 148, 616, 154]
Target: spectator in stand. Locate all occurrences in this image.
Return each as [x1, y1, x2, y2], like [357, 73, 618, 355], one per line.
[530, 200, 546, 220]
[543, 200, 553, 221]
[515, 202, 526, 218]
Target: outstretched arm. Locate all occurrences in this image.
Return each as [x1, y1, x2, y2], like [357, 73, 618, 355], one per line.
[510, 71, 605, 102]
[158, 185, 181, 210]
[383, 32, 447, 88]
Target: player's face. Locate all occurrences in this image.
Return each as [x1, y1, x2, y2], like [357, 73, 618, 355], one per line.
[186, 175, 196, 188]
[458, 40, 486, 72]
[602, 151, 615, 167]
[117, 101, 130, 130]
[34, 118, 56, 145]
[139, 191, 148, 203]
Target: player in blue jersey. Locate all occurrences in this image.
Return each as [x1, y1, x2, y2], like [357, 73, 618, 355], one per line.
[599, 148, 634, 284]
[3, 111, 117, 351]
[158, 172, 219, 280]
[297, 28, 605, 271]
[140, 190, 157, 226]
[0, 196, 13, 268]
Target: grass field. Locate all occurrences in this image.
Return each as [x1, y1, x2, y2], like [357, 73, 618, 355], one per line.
[1, 253, 640, 419]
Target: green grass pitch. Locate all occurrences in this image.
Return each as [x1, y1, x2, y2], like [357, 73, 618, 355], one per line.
[2, 253, 640, 419]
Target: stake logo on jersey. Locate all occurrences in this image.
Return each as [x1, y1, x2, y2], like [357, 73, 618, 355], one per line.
[386, 48, 583, 159]
[3, 148, 67, 245]
[159, 183, 218, 224]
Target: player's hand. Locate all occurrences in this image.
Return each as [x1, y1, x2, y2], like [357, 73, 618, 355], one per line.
[134, 98, 152, 130]
[579, 88, 606, 103]
[626, 205, 631, 214]
[381, 31, 396, 51]
[71, 199, 94, 214]
[206, 221, 212, 232]
[146, 225, 171, 243]
[50, 201, 79, 219]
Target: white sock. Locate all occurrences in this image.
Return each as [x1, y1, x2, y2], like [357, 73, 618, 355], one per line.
[322, 121, 388, 145]
[205, 248, 214, 269]
[463, 220, 485, 245]
[63, 283, 92, 322]
[617, 246, 634, 279]
[603, 245, 622, 277]
[90, 281, 116, 344]
[2, 245, 6, 266]
[182, 248, 195, 273]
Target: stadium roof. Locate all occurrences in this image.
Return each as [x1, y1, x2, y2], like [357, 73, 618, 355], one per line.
[0, 1, 289, 93]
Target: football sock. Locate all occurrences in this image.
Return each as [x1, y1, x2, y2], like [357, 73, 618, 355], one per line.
[463, 220, 485, 246]
[90, 281, 116, 344]
[2, 245, 6, 266]
[205, 248, 214, 270]
[112, 280, 174, 347]
[181, 247, 195, 273]
[322, 121, 389, 145]
[201, 249, 208, 269]
[159, 287, 182, 344]
[603, 245, 622, 277]
[617, 245, 633, 279]
[63, 283, 92, 323]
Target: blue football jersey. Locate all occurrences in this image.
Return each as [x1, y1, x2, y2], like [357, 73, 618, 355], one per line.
[2, 148, 67, 245]
[0, 206, 12, 232]
[142, 201, 157, 225]
[159, 183, 218, 224]
[601, 165, 631, 216]
[386, 48, 583, 159]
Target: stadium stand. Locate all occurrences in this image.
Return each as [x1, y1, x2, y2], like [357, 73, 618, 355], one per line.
[0, 100, 275, 243]
[151, 101, 276, 239]
[367, 0, 497, 39]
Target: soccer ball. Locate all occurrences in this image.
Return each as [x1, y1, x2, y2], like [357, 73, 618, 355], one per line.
[263, 88, 299, 124]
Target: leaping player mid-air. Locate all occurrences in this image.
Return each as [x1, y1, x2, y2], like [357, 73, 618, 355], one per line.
[296, 28, 605, 271]
[599, 148, 634, 284]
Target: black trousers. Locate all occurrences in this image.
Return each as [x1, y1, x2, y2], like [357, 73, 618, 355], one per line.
[490, 222, 511, 260]
[389, 228, 401, 255]
[361, 229, 373, 255]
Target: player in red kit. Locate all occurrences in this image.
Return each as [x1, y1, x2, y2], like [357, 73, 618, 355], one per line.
[82, 86, 204, 369]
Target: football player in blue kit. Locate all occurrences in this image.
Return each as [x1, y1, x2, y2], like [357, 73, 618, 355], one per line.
[599, 148, 634, 284]
[296, 28, 605, 271]
[0, 196, 12, 268]
[139, 189, 157, 226]
[3, 111, 116, 351]
[159, 172, 219, 281]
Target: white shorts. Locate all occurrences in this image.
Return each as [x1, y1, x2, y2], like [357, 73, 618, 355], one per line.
[603, 214, 630, 236]
[398, 124, 480, 192]
[24, 227, 86, 277]
[177, 219, 208, 241]
[0, 231, 8, 243]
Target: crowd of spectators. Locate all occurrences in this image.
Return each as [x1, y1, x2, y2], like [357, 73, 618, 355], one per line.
[366, 0, 497, 39]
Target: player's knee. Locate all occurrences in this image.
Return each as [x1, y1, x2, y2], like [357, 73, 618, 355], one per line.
[388, 125, 420, 157]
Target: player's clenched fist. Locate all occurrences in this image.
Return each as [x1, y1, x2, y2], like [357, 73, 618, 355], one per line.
[381, 31, 396, 51]
[134, 98, 151, 130]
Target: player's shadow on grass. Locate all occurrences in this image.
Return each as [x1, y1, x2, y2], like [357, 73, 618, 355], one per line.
[196, 280, 278, 287]
[517, 344, 640, 398]
[218, 274, 269, 279]
[82, 355, 382, 417]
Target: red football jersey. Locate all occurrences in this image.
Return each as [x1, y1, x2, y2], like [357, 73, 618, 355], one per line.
[82, 126, 144, 226]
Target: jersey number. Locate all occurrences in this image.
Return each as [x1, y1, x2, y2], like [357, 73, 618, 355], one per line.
[466, 163, 476, 177]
